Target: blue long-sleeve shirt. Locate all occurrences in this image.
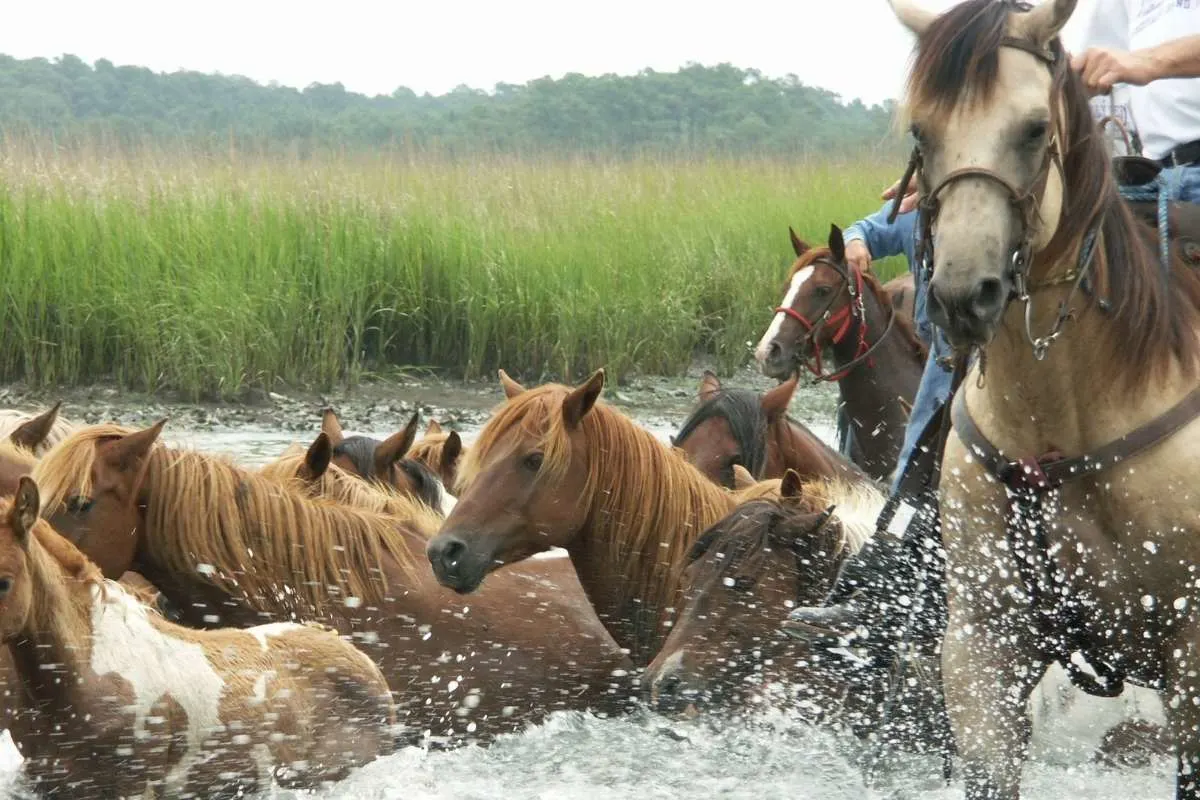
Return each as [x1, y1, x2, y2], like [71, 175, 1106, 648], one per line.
[843, 203, 954, 494]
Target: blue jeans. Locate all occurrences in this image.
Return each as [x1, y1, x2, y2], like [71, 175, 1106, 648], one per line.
[1165, 164, 1200, 203]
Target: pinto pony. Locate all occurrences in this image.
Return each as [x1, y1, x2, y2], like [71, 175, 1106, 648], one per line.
[0, 403, 72, 456]
[0, 477, 394, 798]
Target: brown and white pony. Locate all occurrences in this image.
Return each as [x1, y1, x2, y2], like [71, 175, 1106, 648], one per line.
[754, 227, 927, 481]
[892, 0, 1193, 795]
[0, 477, 394, 798]
[32, 422, 633, 747]
[0, 403, 72, 457]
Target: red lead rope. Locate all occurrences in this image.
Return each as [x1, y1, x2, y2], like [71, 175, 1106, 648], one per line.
[773, 266, 873, 382]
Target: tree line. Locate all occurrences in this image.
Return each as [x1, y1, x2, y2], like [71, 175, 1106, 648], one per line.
[0, 54, 898, 157]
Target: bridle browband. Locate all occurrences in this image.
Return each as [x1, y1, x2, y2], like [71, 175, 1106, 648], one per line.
[887, 33, 1103, 361]
[774, 257, 898, 382]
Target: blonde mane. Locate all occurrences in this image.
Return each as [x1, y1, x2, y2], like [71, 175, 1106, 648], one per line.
[790, 477, 884, 556]
[461, 386, 738, 654]
[0, 439, 38, 472]
[33, 426, 428, 614]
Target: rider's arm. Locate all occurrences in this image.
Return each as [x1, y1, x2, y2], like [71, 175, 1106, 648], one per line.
[1072, 35, 1200, 95]
[843, 205, 918, 265]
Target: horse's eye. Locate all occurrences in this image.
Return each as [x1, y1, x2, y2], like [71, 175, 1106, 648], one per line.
[66, 495, 94, 515]
[813, 285, 833, 299]
[1024, 120, 1049, 144]
[522, 452, 544, 472]
[733, 576, 755, 593]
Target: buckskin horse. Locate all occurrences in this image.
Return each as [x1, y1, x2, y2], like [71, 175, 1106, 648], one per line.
[891, 0, 1195, 795]
[0, 477, 395, 798]
[754, 226, 927, 481]
[672, 371, 868, 488]
[31, 422, 633, 747]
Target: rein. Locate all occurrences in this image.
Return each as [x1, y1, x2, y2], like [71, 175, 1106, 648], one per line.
[775, 258, 898, 382]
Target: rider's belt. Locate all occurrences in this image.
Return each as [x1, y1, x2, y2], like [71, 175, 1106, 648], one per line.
[1158, 139, 1200, 168]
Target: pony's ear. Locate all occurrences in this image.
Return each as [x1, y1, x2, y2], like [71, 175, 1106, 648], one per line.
[761, 374, 798, 423]
[425, 419, 444, 436]
[101, 419, 166, 473]
[303, 432, 332, 480]
[829, 224, 846, 264]
[789, 226, 810, 258]
[889, 0, 936, 35]
[732, 464, 757, 491]
[698, 370, 722, 403]
[9, 401, 62, 452]
[780, 469, 804, 500]
[321, 408, 345, 447]
[563, 369, 605, 428]
[442, 431, 463, 469]
[11, 477, 39, 547]
[499, 369, 527, 399]
[375, 412, 420, 474]
[1015, 0, 1077, 46]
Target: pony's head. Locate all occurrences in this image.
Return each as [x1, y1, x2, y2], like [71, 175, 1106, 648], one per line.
[427, 370, 604, 593]
[32, 421, 164, 580]
[0, 478, 42, 641]
[893, 0, 1074, 345]
[672, 371, 797, 487]
[321, 408, 449, 513]
[643, 471, 848, 712]
[408, 419, 465, 494]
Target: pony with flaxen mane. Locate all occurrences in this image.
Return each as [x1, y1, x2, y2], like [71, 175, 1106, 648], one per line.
[408, 419, 465, 493]
[0, 477, 395, 798]
[34, 421, 634, 747]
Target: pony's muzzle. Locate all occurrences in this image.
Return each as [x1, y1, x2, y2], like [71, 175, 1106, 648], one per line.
[927, 272, 1008, 345]
[757, 340, 796, 381]
[426, 534, 484, 594]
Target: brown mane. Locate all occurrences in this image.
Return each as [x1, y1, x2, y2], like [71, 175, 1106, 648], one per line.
[33, 425, 429, 613]
[460, 385, 737, 646]
[905, 0, 1200, 390]
[788, 246, 928, 365]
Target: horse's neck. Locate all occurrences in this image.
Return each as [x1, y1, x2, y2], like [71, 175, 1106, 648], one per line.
[974, 285, 1193, 455]
[833, 290, 920, 476]
[8, 542, 95, 712]
[567, 447, 734, 665]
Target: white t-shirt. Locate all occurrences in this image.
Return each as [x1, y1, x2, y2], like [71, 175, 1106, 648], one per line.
[1073, 0, 1200, 160]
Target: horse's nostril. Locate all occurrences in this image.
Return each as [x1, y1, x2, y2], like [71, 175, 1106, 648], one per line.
[973, 277, 1005, 319]
[768, 341, 782, 360]
[440, 539, 466, 569]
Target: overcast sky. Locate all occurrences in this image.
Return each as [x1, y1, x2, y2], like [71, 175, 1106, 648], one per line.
[3, 0, 1098, 104]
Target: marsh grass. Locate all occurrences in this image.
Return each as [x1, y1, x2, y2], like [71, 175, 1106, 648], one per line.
[0, 142, 905, 398]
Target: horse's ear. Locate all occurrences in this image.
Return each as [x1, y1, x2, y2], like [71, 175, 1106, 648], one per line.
[321, 408, 345, 447]
[499, 369, 527, 399]
[8, 401, 62, 452]
[1015, 0, 1076, 45]
[829, 224, 846, 264]
[11, 477, 39, 547]
[563, 369, 605, 428]
[426, 419, 444, 436]
[789, 226, 810, 258]
[889, 0, 936, 35]
[698, 370, 722, 403]
[780, 469, 804, 500]
[732, 464, 757, 491]
[442, 431, 463, 469]
[761, 374, 798, 423]
[375, 412, 420, 475]
[303, 433, 332, 480]
[101, 419, 166, 473]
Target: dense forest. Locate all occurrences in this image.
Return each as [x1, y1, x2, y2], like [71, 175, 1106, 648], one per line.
[0, 54, 898, 156]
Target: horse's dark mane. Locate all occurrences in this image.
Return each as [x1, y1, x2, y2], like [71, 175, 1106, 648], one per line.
[333, 435, 377, 478]
[335, 434, 445, 510]
[673, 389, 769, 478]
[908, 0, 1200, 390]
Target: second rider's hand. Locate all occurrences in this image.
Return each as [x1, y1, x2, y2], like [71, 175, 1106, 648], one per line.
[845, 239, 872, 273]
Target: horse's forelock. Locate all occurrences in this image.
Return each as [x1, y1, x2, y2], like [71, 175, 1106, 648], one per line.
[32, 424, 137, 517]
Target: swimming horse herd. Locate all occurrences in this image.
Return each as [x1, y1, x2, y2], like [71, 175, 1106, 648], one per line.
[2, 0, 1200, 796]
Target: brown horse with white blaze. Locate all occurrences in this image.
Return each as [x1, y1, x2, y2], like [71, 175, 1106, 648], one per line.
[0, 477, 395, 798]
[754, 226, 926, 481]
[892, 0, 1194, 795]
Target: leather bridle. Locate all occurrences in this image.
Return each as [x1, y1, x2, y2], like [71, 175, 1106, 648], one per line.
[774, 257, 897, 382]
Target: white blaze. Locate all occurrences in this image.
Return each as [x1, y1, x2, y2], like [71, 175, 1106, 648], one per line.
[754, 267, 814, 364]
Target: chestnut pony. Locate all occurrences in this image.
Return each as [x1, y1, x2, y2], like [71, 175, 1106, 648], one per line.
[32, 422, 632, 747]
[754, 226, 927, 481]
[0, 477, 394, 798]
[672, 371, 867, 488]
[408, 419, 465, 493]
[428, 369, 874, 667]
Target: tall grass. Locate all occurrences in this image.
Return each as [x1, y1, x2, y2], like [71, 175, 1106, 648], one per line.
[0, 142, 904, 398]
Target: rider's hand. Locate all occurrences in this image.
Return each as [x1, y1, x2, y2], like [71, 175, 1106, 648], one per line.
[845, 239, 872, 273]
[882, 175, 920, 215]
[1071, 47, 1158, 95]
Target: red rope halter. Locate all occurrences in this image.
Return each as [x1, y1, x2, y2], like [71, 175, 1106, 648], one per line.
[773, 263, 873, 382]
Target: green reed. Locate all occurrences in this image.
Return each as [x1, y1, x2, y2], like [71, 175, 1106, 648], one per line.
[0, 144, 905, 398]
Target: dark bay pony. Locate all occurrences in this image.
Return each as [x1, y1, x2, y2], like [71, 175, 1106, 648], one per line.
[427, 369, 872, 667]
[0, 477, 395, 797]
[754, 226, 927, 481]
[672, 371, 867, 488]
[408, 419, 465, 493]
[892, 0, 1199, 795]
[32, 422, 633, 747]
[320, 408, 451, 514]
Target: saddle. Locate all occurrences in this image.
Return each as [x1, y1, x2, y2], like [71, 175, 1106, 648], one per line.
[1114, 155, 1200, 266]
